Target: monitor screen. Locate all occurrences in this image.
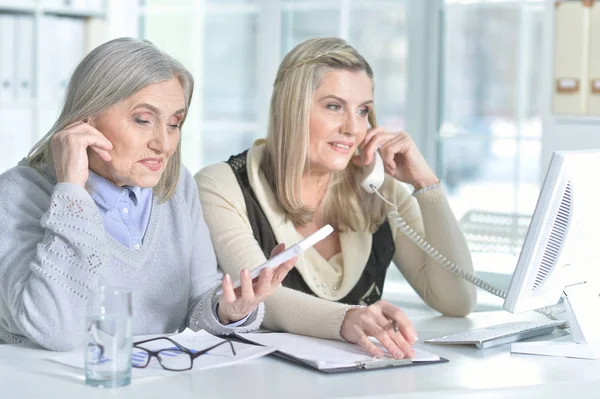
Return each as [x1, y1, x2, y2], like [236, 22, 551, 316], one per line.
[504, 149, 600, 314]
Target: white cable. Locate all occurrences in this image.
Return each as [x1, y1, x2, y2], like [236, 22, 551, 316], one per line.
[372, 186, 504, 297]
[388, 208, 507, 298]
[372, 187, 560, 320]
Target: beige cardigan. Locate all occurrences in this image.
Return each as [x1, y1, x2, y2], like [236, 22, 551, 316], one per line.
[195, 140, 477, 340]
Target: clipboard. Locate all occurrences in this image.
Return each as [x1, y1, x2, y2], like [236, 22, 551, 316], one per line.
[236, 332, 448, 374]
[267, 347, 449, 374]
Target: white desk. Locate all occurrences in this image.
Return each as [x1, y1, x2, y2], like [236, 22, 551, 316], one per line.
[2, 287, 599, 399]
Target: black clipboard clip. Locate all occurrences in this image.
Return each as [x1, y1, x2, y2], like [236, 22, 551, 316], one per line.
[355, 358, 413, 370]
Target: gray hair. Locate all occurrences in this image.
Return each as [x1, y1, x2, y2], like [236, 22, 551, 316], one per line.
[27, 37, 194, 202]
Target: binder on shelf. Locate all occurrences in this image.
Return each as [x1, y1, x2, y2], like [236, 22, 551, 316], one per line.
[69, 17, 86, 69]
[14, 16, 35, 102]
[0, 15, 16, 102]
[39, 15, 57, 103]
[588, 2, 600, 116]
[39, 16, 85, 104]
[237, 332, 447, 374]
[56, 17, 85, 102]
[55, 16, 73, 102]
[0, 0, 104, 175]
[553, 1, 587, 115]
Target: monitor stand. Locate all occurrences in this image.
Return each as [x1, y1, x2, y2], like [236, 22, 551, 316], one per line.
[510, 281, 600, 359]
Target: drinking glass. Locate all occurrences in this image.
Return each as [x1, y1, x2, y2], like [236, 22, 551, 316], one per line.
[85, 286, 133, 388]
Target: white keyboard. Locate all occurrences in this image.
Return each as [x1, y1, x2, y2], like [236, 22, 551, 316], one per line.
[425, 320, 565, 349]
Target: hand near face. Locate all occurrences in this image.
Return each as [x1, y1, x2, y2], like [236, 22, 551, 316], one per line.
[217, 243, 297, 325]
[340, 300, 418, 359]
[354, 128, 439, 190]
[51, 121, 113, 187]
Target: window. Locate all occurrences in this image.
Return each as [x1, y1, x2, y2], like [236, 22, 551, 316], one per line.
[438, 0, 545, 278]
[140, 1, 260, 171]
[139, 0, 408, 173]
[283, 1, 408, 131]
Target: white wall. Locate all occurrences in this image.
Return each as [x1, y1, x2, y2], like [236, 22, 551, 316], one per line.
[541, 0, 600, 172]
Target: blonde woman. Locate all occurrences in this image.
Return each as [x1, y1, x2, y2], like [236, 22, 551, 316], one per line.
[0, 38, 295, 351]
[196, 37, 476, 359]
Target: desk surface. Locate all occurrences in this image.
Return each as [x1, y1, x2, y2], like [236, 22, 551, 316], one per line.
[2, 285, 599, 399]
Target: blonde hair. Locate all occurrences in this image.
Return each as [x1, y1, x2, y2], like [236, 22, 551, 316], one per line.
[261, 37, 387, 232]
[27, 37, 194, 203]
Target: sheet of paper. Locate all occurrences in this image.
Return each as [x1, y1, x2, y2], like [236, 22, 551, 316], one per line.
[239, 332, 440, 370]
[48, 329, 276, 380]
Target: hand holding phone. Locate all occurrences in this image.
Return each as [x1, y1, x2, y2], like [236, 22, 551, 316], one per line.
[217, 224, 334, 295]
[359, 128, 438, 189]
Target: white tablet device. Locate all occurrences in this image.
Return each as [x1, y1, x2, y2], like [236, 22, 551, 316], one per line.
[217, 224, 334, 294]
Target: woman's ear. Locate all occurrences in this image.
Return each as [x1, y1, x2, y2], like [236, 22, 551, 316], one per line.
[85, 117, 95, 127]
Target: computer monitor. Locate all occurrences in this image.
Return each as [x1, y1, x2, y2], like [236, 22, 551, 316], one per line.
[503, 149, 600, 358]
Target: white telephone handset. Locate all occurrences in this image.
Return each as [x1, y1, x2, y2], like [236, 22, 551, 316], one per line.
[217, 224, 334, 295]
[360, 151, 385, 193]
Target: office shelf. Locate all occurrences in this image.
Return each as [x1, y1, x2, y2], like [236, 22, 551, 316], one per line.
[0, 0, 106, 173]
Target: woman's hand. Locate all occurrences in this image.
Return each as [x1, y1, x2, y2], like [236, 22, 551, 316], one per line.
[340, 300, 418, 359]
[51, 121, 113, 187]
[354, 127, 438, 190]
[217, 243, 297, 325]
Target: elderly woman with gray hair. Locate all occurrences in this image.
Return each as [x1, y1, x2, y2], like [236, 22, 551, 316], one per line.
[0, 38, 294, 351]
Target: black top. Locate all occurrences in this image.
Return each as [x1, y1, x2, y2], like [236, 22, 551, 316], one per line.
[226, 150, 395, 306]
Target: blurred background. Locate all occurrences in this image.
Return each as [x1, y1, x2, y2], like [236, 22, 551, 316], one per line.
[0, 0, 582, 300]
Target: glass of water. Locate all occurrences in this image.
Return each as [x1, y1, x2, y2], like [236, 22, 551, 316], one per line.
[85, 286, 133, 388]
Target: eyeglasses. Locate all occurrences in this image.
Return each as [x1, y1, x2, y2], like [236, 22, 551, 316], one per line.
[132, 336, 236, 371]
